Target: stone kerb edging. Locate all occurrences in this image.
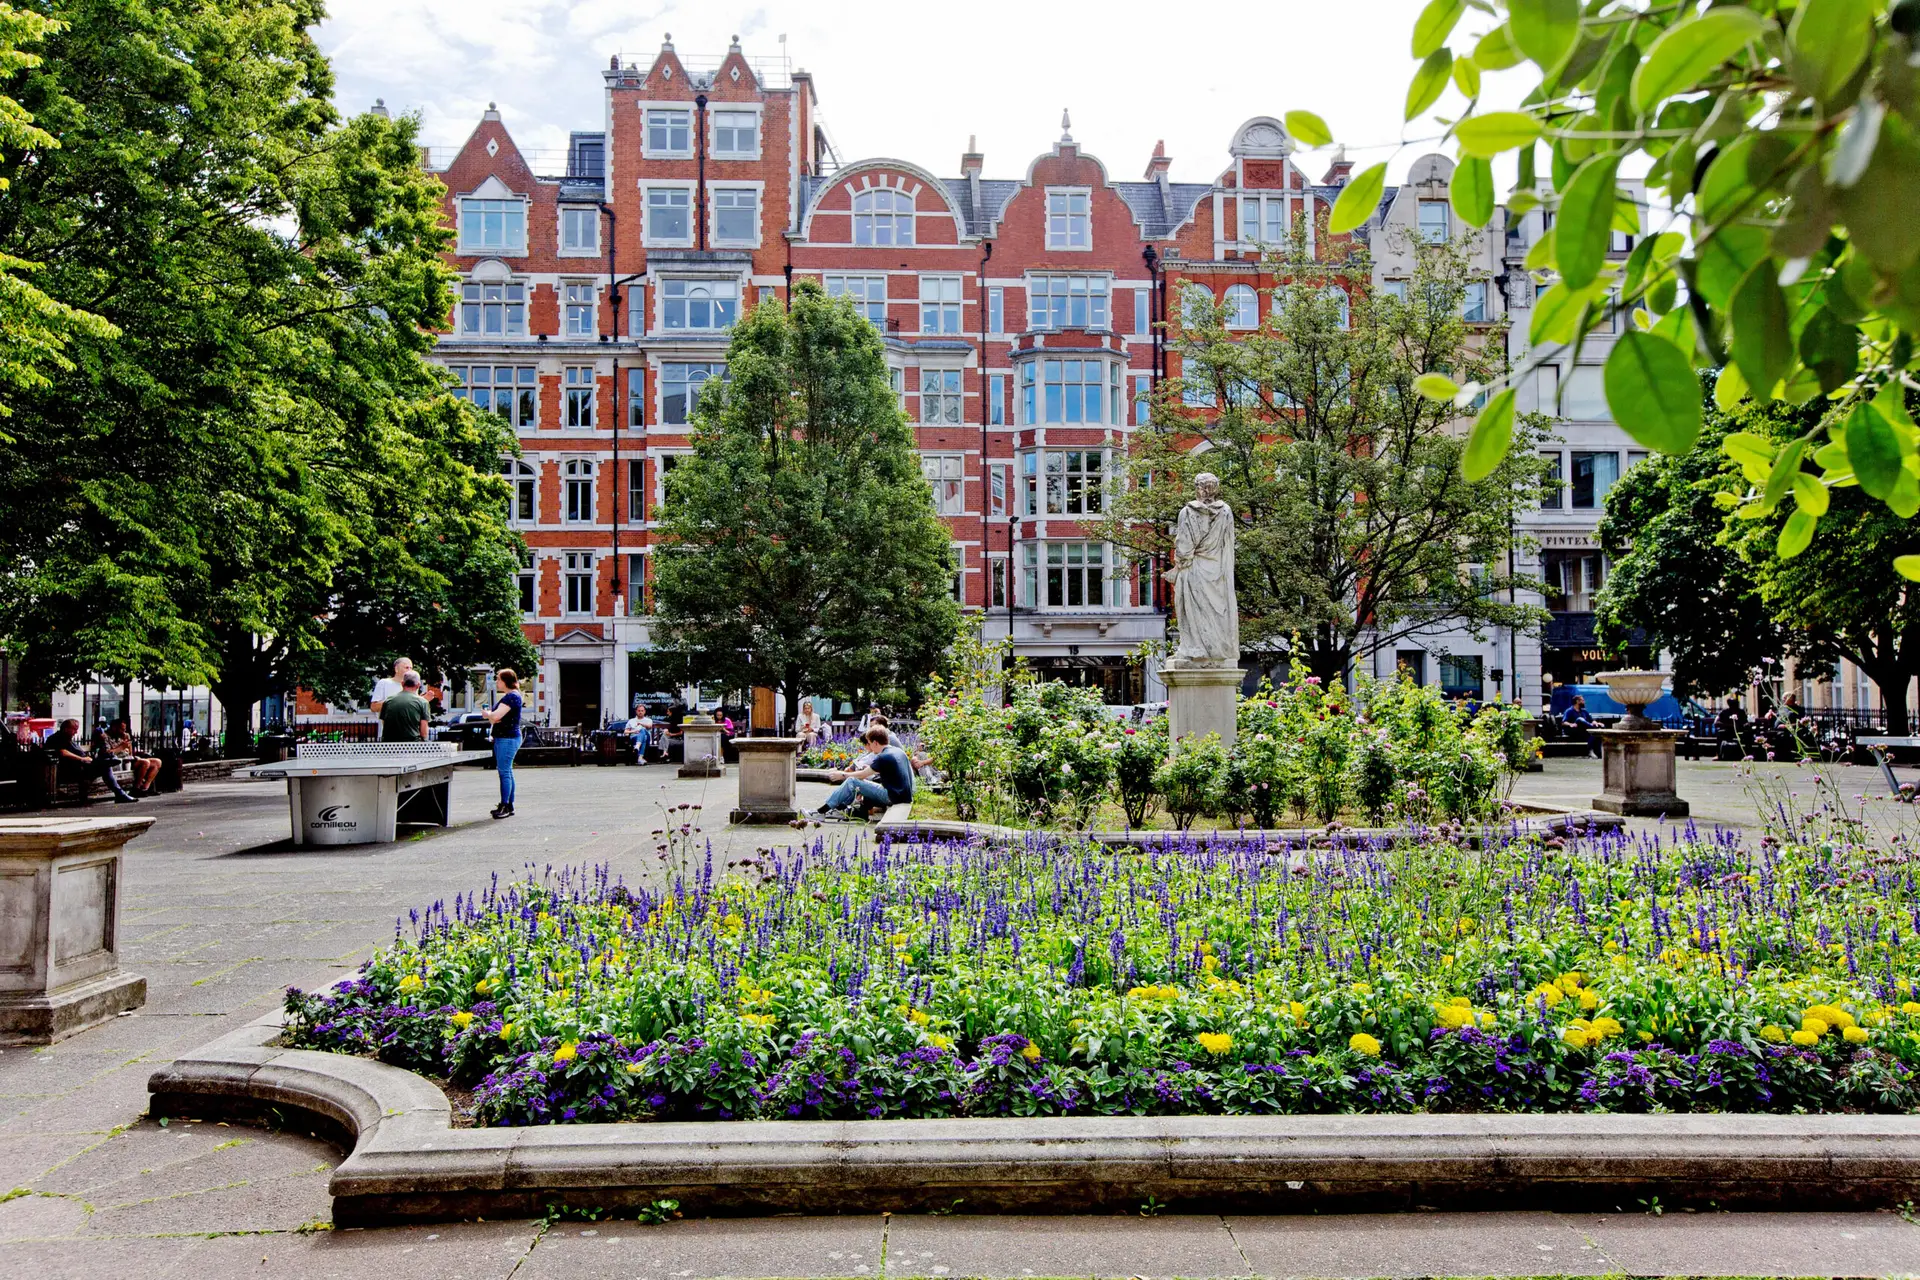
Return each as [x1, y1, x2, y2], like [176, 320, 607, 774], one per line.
[871, 803, 1627, 847]
[152, 994, 1920, 1225]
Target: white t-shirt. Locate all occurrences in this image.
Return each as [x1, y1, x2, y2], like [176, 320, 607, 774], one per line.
[370, 676, 403, 706]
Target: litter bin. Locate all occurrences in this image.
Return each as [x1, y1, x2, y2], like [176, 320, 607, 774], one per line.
[255, 733, 294, 763]
[593, 730, 623, 765]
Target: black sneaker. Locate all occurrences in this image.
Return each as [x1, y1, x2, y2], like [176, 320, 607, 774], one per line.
[490, 804, 510, 820]
[113, 792, 138, 804]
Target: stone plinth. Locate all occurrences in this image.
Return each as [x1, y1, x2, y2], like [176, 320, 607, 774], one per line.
[1591, 728, 1690, 817]
[730, 737, 802, 824]
[1163, 664, 1244, 752]
[0, 816, 150, 1044]
[679, 717, 725, 778]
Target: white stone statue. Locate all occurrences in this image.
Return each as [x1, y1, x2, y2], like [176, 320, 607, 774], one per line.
[1167, 471, 1239, 668]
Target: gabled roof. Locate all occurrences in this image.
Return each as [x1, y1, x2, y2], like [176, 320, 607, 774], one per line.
[1111, 181, 1212, 239]
[930, 178, 1021, 237]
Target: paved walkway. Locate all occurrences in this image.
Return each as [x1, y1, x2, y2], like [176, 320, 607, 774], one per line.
[3, 756, 1919, 1278]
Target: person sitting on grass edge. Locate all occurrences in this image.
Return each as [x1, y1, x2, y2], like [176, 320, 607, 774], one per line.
[810, 725, 914, 821]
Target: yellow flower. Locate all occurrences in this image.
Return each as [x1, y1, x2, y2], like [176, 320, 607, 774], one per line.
[1791, 1029, 1820, 1047]
[1020, 1042, 1042, 1061]
[1637, 1030, 1654, 1042]
[1478, 1011, 1497, 1028]
[1591, 1017, 1624, 1040]
[1441, 954, 1455, 967]
[1903, 1002, 1920, 1016]
[1805, 1004, 1856, 1031]
[1202, 954, 1220, 973]
[1197, 1032, 1234, 1055]
[1557, 973, 1584, 993]
[499, 1021, 515, 1039]
[907, 1008, 930, 1026]
[1434, 1004, 1474, 1029]
[397, 974, 424, 994]
[450, 1011, 476, 1029]
[887, 932, 909, 947]
[721, 912, 744, 933]
[1349, 1032, 1381, 1056]
[1529, 983, 1564, 1008]
[553, 1041, 579, 1063]
[473, 977, 495, 995]
[1577, 988, 1599, 1011]
[1801, 1016, 1830, 1038]
[1446, 996, 1471, 1008]
[1350, 982, 1372, 996]
[1563, 1027, 1591, 1049]
[1760, 1024, 1787, 1043]
[1290, 1001, 1308, 1021]
[1844, 1025, 1870, 1043]
[742, 1013, 775, 1029]
[625, 1062, 645, 1075]
[928, 1033, 953, 1050]
[1454, 916, 1477, 936]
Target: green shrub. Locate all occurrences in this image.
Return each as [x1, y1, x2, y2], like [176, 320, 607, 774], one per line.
[1154, 733, 1227, 831]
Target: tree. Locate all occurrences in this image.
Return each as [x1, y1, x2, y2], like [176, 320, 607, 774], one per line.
[0, 0, 533, 747]
[649, 281, 963, 728]
[1594, 397, 1791, 699]
[1100, 235, 1550, 683]
[1297, 0, 1920, 579]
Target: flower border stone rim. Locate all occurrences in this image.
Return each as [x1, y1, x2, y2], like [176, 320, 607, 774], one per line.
[870, 801, 1626, 844]
[150, 977, 1920, 1225]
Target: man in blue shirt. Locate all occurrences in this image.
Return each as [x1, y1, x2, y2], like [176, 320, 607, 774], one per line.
[810, 726, 914, 820]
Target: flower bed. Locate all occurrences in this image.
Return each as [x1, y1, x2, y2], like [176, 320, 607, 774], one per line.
[283, 825, 1920, 1127]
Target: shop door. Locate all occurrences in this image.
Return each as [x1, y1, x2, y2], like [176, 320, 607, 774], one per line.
[559, 662, 601, 729]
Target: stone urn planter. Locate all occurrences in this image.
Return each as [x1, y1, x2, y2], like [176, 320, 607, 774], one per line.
[1590, 670, 1688, 817]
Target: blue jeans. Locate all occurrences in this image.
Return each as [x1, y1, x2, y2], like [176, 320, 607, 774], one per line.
[826, 778, 892, 812]
[493, 736, 520, 806]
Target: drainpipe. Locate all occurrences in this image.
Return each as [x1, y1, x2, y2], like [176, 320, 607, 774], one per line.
[695, 93, 709, 251]
[978, 240, 993, 624]
[600, 203, 622, 616]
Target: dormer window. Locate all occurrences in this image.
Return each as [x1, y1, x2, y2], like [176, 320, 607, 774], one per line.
[458, 198, 526, 254]
[852, 189, 914, 246]
[646, 109, 691, 156]
[1046, 190, 1090, 250]
[1237, 195, 1288, 245]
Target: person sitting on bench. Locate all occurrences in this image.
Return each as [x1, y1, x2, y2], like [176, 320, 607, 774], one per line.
[103, 719, 162, 796]
[45, 719, 136, 803]
[810, 726, 914, 820]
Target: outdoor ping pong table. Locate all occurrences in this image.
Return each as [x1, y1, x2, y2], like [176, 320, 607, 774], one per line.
[241, 741, 492, 846]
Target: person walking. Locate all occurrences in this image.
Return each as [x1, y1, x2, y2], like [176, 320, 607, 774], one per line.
[378, 671, 432, 742]
[480, 668, 523, 819]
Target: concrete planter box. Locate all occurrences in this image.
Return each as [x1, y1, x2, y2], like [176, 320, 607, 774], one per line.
[0, 815, 150, 1043]
[730, 737, 802, 824]
[150, 995, 1920, 1225]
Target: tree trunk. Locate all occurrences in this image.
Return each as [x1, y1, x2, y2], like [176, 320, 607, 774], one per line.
[1885, 679, 1910, 736]
[207, 677, 262, 759]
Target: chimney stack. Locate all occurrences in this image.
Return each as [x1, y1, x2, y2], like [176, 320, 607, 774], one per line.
[961, 134, 984, 177]
[1144, 140, 1171, 190]
[1321, 145, 1353, 186]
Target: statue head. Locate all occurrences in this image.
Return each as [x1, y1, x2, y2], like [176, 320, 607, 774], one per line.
[1194, 471, 1221, 502]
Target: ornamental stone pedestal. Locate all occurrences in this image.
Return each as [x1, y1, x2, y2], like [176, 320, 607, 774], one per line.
[678, 716, 725, 779]
[1590, 670, 1690, 818]
[730, 738, 803, 824]
[0, 815, 150, 1044]
[1163, 665, 1244, 752]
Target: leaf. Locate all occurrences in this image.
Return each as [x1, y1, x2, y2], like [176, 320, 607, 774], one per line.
[1454, 111, 1542, 156]
[1621, 234, 1657, 296]
[1797, 307, 1859, 393]
[1413, 0, 1466, 58]
[1524, 227, 1556, 271]
[1406, 50, 1454, 121]
[1828, 97, 1884, 189]
[1631, 7, 1770, 114]
[1895, 555, 1920, 582]
[1789, 0, 1876, 109]
[1729, 261, 1794, 400]
[1462, 388, 1516, 481]
[1555, 154, 1622, 290]
[1714, 361, 1749, 411]
[1285, 110, 1333, 148]
[1451, 56, 1482, 99]
[1475, 24, 1525, 71]
[1722, 429, 1774, 468]
[1891, 470, 1920, 519]
[1328, 163, 1387, 235]
[1845, 401, 1902, 500]
[1414, 373, 1462, 401]
[1792, 471, 1831, 517]
[1451, 155, 1495, 228]
[1694, 227, 1771, 312]
[1530, 281, 1600, 346]
[1777, 510, 1817, 559]
[1833, 113, 1920, 270]
[1603, 331, 1702, 452]
[1509, 0, 1581, 72]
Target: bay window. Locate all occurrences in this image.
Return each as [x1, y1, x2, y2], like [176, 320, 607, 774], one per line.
[661, 362, 727, 425]
[921, 453, 964, 514]
[662, 278, 739, 331]
[920, 369, 963, 424]
[1027, 358, 1113, 424]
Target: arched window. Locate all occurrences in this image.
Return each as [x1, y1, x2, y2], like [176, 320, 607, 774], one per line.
[1180, 282, 1214, 326]
[1224, 284, 1258, 330]
[852, 188, 915, 246]
[1324, 286, 1350, 329]
[563, 459, 595, 524]
[502, 458, 536, 525]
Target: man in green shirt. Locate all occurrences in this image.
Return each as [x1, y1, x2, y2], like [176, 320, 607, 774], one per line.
[379, 670, 433, 742]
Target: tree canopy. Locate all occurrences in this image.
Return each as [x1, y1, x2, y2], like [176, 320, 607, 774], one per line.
[0, 0, 533, 739]
[1101, 235, 1550, 683]
[649, 281, 962, 725]
[1296, 0, 1920, 580]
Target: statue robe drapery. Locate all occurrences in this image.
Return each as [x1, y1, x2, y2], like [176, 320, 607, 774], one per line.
[1171, 498, 1238, 666]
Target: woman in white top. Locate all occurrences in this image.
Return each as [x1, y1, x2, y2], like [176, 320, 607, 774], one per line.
[795, 699, 823, 746]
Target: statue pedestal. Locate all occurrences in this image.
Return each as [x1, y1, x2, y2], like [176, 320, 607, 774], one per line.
[730, 738, 801, 824]
[678, 717, 725, 778]
[1591, 728, 1689, 817]
[1163, 665, 1243, 752]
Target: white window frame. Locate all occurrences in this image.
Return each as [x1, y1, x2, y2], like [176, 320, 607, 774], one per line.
[562, 458, 596, 524]
[988, 373, 1006, 426]
[1462, 280, 1489, 323]
[1133, 289, 1151, 336]
[710, 106, 763, 159]
[559, 206, 600, 256]
[660, 276, 741, 332]
[852, 188, 915, 246]
[660, 362, 728, 427]
[563, 550, 596, 616]
[1224, 284, 1258, 330]
[643, 107, 693, 158]
[1030, 358, 1114, 425]
[454, 364, 537, 425]
[1045, 187, 1092, 251]
[825, 274, 888, 326]
[1023, 541, 1110, 609]
[643, 183, 695, 247]
[988, 287, 1005, 335]
[1237, 193, 1289, 245]
[653, 448, 695, 506]
[920, 368, 964, 425]
[502, 457, 537, 526]
[458, 197, 527, 256]
[458, 281, 527, 338]
[921, 453, 965, 514]
[1417, 200, 1450, 244]
[711, 184, 762, 247]
[564, 366, 596, 429]
[1023, 447, 1108, 516]
[1027, 274, 1111, 331]
[563, 281, 597, 338]
[1324, 286, 1350, 329]
[517, 549, 537, 617]
[919, 275, 963, 334]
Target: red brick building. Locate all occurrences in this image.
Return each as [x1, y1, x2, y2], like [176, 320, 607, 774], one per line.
[429, 37, 1357, 727]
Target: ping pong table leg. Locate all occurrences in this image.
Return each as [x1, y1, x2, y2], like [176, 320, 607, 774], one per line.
[288, 778, 305, 847]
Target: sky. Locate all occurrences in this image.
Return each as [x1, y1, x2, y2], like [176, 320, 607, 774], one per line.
[315, 0, 1534, 187]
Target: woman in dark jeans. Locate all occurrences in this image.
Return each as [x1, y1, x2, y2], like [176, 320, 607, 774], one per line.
[480, 668, 523, 819]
